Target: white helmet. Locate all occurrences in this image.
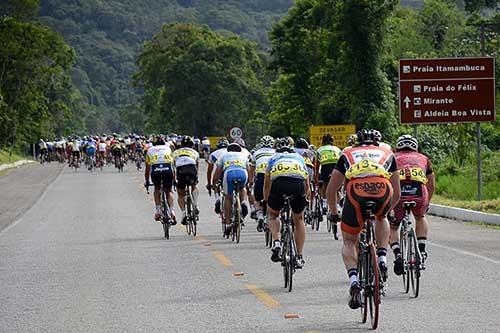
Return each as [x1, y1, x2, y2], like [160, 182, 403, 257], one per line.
[259, 135, 274, 148]
[396, 135, 418, 151]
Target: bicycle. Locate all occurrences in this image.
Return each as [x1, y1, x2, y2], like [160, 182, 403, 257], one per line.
[311, 185, 323, 231]
[228, 179, 243, 243]
[135, 151, 143, 170]
[184, 179, 199, 237]
[280, 195, 299, 292]
[399, 201, 424, 297]
[146, 182, 175, 239]
[357, 201, 382, 330]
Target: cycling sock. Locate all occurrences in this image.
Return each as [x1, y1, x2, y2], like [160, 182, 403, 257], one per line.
[418, 237, 427, 253]
[257, 209, 264, 220]
[192, 189, 199, 206]
[348, 268, 358, 285]
[391, 242, 401, 256]
[322, 199, 327, 209]
[377, 248, 387, 264]
[155, 205, 161, 214]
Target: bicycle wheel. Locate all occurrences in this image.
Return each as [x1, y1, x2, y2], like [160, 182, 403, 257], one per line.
[186, 196, 192, 235]
[282, 232, 289, 289]
[367, 244, 380, 329]
[235, 196, 241, 244]
[287, 229, 295, 292]
[161, 192, 170, 240]
[190, 194, 197, 237]
[358, 247, 367, 324]
[400, 226, 410, 294]
[409, 232, 420, 298]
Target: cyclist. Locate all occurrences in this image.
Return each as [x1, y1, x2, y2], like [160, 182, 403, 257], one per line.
[295, 138, 316, 208]
[38, 139, 48, 163]
[326, 129, 400, 309]
[390, 135, 435, 275]
[315, 134, 342, 214]
[172, 136, 200, 225]
[193, 136, 201, 153]
[144, 136, 176, 223]
[71, 137, 81, 166]
[201, 136, 211, 158]
[206, 137, 229, 213]
[264, 138, 309, 268]
[86, 138, 97, 170]
[373, 130, 392, 151]
[248, 136, 275, 232]
[212, 143, 249, 236]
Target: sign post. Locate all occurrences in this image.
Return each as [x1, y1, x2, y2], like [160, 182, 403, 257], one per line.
[309, 125, 356, 148]
[399, 57, 496, 200]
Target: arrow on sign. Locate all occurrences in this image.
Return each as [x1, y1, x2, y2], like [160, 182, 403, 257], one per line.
[403, 96, 411, 109]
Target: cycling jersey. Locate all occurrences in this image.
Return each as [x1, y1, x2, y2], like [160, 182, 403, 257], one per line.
[250, 147, 275, 174]
[336, 144, 396, 180]
[172, 147, 199, 167]
[209, 148, 227, 165]
[217, 151, 249, 195]
[146, 145, 173, 166]
[202, 139, 210, 149]
[317, 145, 342, 165]
[294, 148, 315, 168]
[266, 152, 308, 181]
[72, 141, 81, 152]
[217, 151, 249, 171]
[98, 142, 107, 152]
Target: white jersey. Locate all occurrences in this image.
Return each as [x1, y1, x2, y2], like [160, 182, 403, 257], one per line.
[72, 141, 81, 152]
[98, 142, 107, 152]
[172, 147, 199, 168]
[209, 148, 227, 165]
[124, 138, 131, 145]
[250, 147, 275, 174]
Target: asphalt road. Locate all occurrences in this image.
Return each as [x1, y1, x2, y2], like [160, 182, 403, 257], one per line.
[1, 162, 500, 332]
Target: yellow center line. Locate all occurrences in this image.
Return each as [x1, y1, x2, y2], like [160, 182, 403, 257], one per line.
[245, 284, 281, 309]
[212, 250, 233, 267]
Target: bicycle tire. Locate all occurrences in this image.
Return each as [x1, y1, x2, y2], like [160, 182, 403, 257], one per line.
[358, 246, 367, 324]
[410, 232, 420, 298]
[235, 195, 241, 244]
[186, 196, 192, 236]
[408, 233, 416, 296]
[190, 193, 198, 237]
[161, 191, 170, 240]
[287, 228, 295, 292]
[282, 231, 289, 289]
[367, 244, 380, 329]
[400, 225, 409, 294]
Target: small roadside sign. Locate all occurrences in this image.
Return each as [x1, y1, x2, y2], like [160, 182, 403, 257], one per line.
[309, 125, 356, 148]
[229, 127, 243, 140]
[207, 136, 223, 150]
[399, 57, 495, 124]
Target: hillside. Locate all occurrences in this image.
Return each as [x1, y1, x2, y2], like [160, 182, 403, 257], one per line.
[38, 0, 293, 114]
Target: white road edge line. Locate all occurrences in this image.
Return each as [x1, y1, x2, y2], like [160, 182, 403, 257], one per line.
[429, 241, 500, 265]
[0, 165, 65, 236]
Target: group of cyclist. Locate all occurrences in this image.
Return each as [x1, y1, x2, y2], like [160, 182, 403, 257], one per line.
[144, 129, 433, 310]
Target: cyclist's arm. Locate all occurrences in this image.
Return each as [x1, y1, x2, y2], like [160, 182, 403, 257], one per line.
[212, 166, 223, 186]
[248, 165, 255, 185]
[145, 163, 151, 184]
[426, 173, 435, 201]
[207, 163, 214, 186]
[327, 169, 344, 215]
[389, 171, 401, 211]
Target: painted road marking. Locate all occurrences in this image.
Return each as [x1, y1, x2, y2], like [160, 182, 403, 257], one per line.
[429, 241, 500, 265]
[212, 250, 233, 267]
[245, 284, 281, 309]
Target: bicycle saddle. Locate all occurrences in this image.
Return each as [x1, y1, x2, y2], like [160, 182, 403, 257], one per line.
[402, 201, 416, 209]
[362, 201, 377, 219]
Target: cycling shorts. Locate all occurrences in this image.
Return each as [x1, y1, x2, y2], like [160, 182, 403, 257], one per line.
[392, 181, 429, 226]
[341, 177, 393, 235]
[151, 163, 174, 190]
[72, 151, 80, 158]
[176, 164, 198, 190]
[223, 168, 248, 196]
[87, 147, 96, 156]
[319, 163, 336, 184]
[268, 177, 306, 214]
[253, 173, 265, 202]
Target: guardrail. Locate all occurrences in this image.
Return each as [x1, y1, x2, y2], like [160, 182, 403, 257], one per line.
[429, 203, 500, 226]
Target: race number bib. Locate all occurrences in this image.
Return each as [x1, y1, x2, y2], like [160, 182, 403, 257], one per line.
[346, 159, 391, 180]
[399, 167, 427, 184]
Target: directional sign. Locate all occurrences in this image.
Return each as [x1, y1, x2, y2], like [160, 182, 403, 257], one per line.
[399, 57, 495, 124]
[309, 125, 356, 148]
[229, 126, 243, 140]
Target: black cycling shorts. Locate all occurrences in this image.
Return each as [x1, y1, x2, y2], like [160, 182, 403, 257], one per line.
[319, 163, 336, 184]
[268, 177, 307, 214]
[176, 164, 198, 190]
[151, 163, 174, 190]
[253, 173, 265, 202]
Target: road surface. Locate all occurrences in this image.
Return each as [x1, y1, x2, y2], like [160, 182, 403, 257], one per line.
[1, 163, 499, 332]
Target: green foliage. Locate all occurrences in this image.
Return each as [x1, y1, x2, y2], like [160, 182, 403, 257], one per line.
[0, 0, 39, 20]
[135, 23, 267, 136]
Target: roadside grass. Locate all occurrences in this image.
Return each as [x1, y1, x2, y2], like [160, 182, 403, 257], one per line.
[0, 149, 27, 165]
[431, 194, 500, 214]
[467, 222, 500, 230]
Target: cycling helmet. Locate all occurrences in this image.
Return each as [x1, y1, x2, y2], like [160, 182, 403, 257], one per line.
[373, 130, 382, 142]
[356, 129, 377, 144]
[285, 136, 294, 147]
[295, 137, 309, 149]
[259, 135, 275, 148]
[274, 138, 294, 153]
[216, 137, 229, 149]
[181, 136, 194, 148]
[347, 134, 357, 146]
[396, 135, 418, 151]
[322, 133, 334, 145]
[234, 138, 246, 148]
[227, 143, 242, 152]
[309, 144, 316, 151]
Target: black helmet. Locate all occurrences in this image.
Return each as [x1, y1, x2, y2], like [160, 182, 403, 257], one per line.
[322, 133, 333, 145]
[216, 137, 229, 149]
[356, 129, 377, 144]
[181, 136, 194, 148]
[154, 135, 166, 146]
[295, 137, 309, 149]
[227, 143, 242, 152]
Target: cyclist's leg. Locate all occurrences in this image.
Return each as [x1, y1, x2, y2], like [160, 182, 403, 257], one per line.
[222, 170, 233, 225]
[267, 178, 285, 241]
[291, 190, 307, 256]
[414, 185, 430, 257]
